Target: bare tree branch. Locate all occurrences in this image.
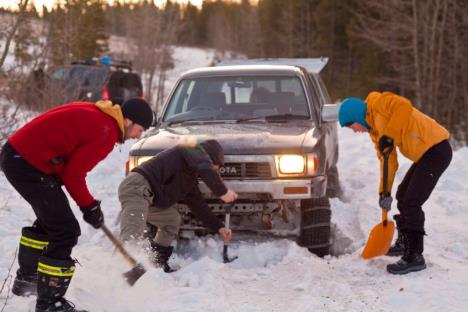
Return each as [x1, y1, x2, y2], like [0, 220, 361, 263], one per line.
[0, 248, 18, 312]
[0, 0, 29, 69]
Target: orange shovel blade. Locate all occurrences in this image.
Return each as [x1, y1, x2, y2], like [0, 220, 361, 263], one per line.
[361, 209, 395, 259]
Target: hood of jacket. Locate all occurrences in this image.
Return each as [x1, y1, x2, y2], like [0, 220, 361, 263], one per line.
[95, 100, 125, 141]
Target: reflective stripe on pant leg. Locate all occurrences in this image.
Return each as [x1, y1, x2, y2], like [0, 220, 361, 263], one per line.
[18, 226, 49, 275]
[36, 256, 75, 305]
[147, 205, 181, 247]
[37, 256, 75, 277]
[37, 262, 75, 277]
[20, 235, 48, 250]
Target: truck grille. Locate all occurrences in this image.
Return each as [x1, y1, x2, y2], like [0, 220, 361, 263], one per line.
[219, 162, 272, 179]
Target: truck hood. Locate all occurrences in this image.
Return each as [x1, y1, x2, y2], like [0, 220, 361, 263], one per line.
[130, 122, 319, 156]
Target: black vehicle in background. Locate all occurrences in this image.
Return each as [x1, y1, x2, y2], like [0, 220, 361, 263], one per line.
[47, 57, 143, 105]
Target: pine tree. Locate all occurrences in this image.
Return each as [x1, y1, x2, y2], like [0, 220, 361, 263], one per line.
[178, 3, 200, 46]
[46, 0, 109, 66]
[73, 0, 108, 60]
[257, 0, 287, 57]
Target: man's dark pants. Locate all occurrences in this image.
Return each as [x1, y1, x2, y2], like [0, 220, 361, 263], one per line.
[0, 142, 80, 260]
[396, 140, 452, 233]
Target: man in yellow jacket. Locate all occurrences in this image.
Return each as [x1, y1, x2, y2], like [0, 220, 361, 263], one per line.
[339, 91, 452, 274]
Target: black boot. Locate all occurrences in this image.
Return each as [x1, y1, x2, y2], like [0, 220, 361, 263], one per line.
[35, 256, 79, 312]
[12, 227, 48, 297]
[386, 215, 405, 257]
[143, 223, 158, 240]
[150, 242, 177, 273]
[387, 232, 426, 275]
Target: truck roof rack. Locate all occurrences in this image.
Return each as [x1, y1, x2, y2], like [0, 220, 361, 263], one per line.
[215, 57, 328, 74]
[70, 57, 133, 72]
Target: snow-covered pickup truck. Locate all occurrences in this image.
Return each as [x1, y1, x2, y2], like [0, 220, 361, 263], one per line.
[126, 59, 341, 256]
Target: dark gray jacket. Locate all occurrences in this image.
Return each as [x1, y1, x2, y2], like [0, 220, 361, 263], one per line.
[133, 145, 227, 231]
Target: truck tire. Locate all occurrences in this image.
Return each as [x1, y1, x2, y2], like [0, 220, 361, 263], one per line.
[298, 197, 331, 257]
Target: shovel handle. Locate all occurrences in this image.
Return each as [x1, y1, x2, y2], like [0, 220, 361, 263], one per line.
[101, 224, 138, 267]
[381, 148, 393, 226]
[382, 147, 393, 195]
[225, 210, 231, 230]
[222, 203, 238, 263]
[223, 203, 235, 245]
[224, 203, 235, 230]
[381, 208, 389, 224]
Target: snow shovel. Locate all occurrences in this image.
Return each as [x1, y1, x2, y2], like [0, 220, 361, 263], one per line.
[361, 148, 395, 259]
[101, 224, 146, 286]
[222, 203, 238, 263]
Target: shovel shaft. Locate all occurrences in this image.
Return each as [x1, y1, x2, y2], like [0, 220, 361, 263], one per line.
[381, 147, 393, 225]
[361, 145, 396, 259]
[101, 224, 138, 267]
[222, 203, 238, 263]
[224, 205, 231, 247]
[382, 147, 393, 194]
[223, 203, 234, 243]
[381, 208, 389, 224]
[225, 212, 231, 230]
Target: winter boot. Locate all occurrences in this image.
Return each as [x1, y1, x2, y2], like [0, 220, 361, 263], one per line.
[150, 242, 177, 273]
[143, 223, 158, 240]
[386, 214, 405, 257]
[387, 232, 426, 275]
[12, 227, 49, 297]
[35, 256, 79, 312]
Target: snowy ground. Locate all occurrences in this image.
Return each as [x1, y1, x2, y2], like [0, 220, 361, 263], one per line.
[1, 47, 468, 312]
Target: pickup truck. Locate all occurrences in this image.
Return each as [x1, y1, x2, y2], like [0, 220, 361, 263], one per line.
[126, 58, 341, 256]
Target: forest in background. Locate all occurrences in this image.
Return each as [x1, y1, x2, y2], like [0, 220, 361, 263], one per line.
[0, 0, 467, 143]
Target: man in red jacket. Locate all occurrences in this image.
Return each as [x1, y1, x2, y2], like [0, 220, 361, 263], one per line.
[0, 98, 152, 312]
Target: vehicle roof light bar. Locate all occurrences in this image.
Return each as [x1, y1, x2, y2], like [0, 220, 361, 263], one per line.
[70, 57, 133, 72]
[215, 57, 328, 74]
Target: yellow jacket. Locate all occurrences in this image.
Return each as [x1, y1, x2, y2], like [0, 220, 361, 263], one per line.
[365, 92, 449, 193]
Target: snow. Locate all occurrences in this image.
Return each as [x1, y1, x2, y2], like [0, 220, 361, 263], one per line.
[165, 47, 217, 88]
[1, 47, 468, 311]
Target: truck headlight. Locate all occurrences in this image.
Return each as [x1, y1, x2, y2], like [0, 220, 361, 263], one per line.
[125, 156, 152, 175]
[275, 155, 305, 174]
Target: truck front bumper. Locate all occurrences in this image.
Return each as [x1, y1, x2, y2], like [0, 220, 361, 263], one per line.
[199, 175, 327, 199]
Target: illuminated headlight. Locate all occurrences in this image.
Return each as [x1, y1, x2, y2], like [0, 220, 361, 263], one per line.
[136, 156, 152, 166]
[275, 155, 305, 174]
[126, 156, 153, 174]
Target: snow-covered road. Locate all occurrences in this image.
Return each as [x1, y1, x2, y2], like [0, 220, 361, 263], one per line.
[1, 125, 467, 312]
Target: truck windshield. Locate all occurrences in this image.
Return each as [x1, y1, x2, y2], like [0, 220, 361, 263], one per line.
[163, 76, 310, 123]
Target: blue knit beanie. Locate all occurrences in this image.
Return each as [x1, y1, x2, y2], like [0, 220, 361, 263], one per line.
[338, 98, 370, 129]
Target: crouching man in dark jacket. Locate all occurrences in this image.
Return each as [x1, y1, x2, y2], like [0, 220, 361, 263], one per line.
[118, 139, 237, 272]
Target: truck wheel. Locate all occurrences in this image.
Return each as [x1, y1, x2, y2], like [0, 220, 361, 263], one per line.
[298, 197, 331, 257]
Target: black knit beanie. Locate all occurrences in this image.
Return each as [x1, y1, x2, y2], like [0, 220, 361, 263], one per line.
[199, 140, 224, 166]
[121, 98, 153, 130]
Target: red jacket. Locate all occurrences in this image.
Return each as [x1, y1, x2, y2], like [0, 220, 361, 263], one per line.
[8, 102, 124, 207]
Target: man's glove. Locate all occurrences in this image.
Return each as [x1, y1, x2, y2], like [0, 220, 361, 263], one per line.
[80, 200, 104, 229]
[378, 135, 394, 153]
[379, 193, 393, 211]
[220, 189, 238, 203]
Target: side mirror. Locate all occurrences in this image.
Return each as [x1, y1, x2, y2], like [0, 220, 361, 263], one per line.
[321, 103, 338, 122]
